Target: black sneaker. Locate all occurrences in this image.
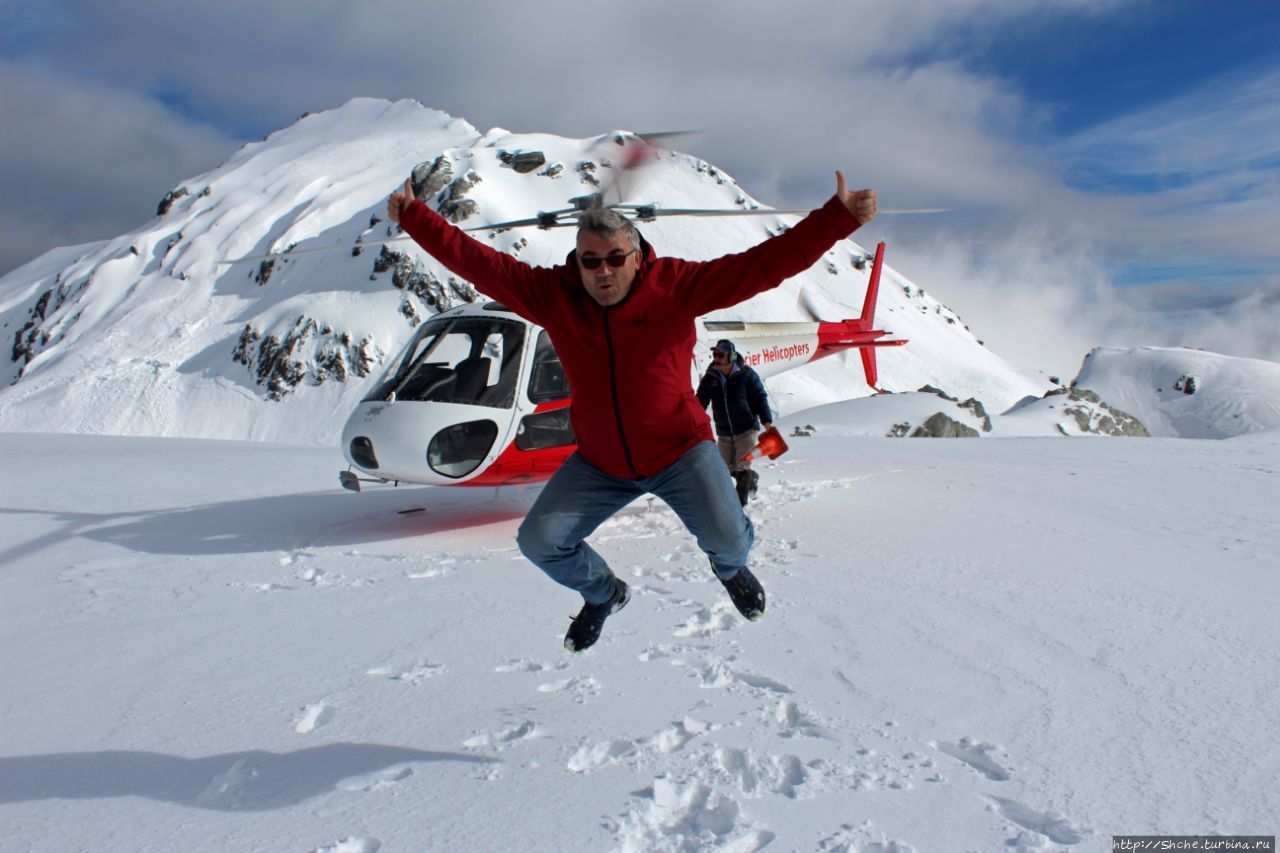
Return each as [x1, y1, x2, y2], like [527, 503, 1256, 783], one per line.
[733, 471, 751, 506]
[564, 578, 630, 652]
[721, 567, 765, 620]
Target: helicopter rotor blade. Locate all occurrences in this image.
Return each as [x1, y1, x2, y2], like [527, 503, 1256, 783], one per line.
[214, 236, 416, 266]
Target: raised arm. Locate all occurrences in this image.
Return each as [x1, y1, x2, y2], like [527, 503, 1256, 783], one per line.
[389, 180, 551, 322]
[676, 172, 877, 317]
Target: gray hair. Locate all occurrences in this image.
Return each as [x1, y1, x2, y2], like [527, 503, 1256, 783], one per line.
[576, 208, 640, 250]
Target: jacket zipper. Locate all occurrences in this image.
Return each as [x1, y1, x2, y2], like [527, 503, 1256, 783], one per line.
[719, 373, 737, 436]
[603, 308, 640, 477]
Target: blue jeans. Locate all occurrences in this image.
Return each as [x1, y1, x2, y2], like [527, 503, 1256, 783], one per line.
[517, 441, 754, 604]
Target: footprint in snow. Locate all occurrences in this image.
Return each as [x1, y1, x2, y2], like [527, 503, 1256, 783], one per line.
[295, 702, 334, 734]
[672, 601, 739, 638]
[986, 795, 1086, 846]
[462, 720, 540, 751]
[606, 776, 774, 851]
[935, 737, 1012, 781]
[337, 764, 415, 792]
[494, 657, 555, 674]
[711, 746, 810, 799]
[568, 717, 716, 773]
[366, 662, 444, 684]
[537, 675, 601, 701]
[772, 699, 828, 739]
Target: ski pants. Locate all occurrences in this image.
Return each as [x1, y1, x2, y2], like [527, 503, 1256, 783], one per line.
[716, 429, 759, 474]
[516, 441, 754, 604]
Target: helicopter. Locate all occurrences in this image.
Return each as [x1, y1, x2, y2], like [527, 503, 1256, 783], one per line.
[337, 238, 904, 491]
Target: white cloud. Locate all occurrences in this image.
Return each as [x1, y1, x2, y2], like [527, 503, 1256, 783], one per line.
[0, 59, 239, 276]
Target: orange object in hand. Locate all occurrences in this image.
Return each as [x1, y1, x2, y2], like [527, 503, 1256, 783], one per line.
[741, 426, 789, 463]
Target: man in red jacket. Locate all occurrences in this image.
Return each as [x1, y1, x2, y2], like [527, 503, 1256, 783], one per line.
[388, 173, 876, 651]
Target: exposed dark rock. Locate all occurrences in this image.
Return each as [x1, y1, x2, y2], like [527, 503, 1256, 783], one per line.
[373, 246, 478, 311]
[1173, 374, 1198, 395]
[959, 398, 992, 432]
[438, 170, 482, 223]
[11, 277, 90, 372]
[887, 422, 912, 438]
[576, 161, 600, 186]
[399, 297, 420, 325]
[255, 260, 275, 286]
[498, 150, 547, 173]
[411, 156, 454, 200]
[919, 384, 958, 402]
[911, 412, 980, 438]
[1060, 388, 1148, 436]
[233, 318, 377, 400]
[538, 163, 564, 178]
[157, 187, 189, 216]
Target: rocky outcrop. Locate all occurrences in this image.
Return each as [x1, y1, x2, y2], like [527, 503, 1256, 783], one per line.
[10, 275, 89, 376]
[232, 317, 377, 400]
[437, 170, 482, 223]
[910, 412, 980, 438]
[919, 385, 992, 431]
[411, 156, 454, 200]
[1046, 387, 1148, 436]
[499, 150, 546, 173]
[372, 246, 478, 309]
[157, 187, 189, 216]
[576, 161, 600, 186]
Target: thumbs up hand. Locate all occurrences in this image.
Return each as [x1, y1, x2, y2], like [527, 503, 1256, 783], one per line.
[387, 178, 415, 224]
[835, 171, 876, 225]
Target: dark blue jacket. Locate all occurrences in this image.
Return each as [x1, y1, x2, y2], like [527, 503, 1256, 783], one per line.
[696, 358, 772, 437]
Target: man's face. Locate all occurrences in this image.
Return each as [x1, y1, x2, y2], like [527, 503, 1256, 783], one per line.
[577, 230, 639, 307]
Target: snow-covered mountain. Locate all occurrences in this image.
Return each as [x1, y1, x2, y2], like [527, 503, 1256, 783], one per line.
[0, 97, 1049, 444]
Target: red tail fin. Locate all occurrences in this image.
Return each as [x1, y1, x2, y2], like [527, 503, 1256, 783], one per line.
[857, 242, 886, 332]
[813, 241, 905, 392]
[858, 242, 887, 389]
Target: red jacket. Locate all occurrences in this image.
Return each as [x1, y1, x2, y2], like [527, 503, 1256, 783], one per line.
[399, 197, 862, 479]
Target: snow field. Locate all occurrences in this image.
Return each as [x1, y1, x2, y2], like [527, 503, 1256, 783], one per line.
[2, 431, 1277, 850]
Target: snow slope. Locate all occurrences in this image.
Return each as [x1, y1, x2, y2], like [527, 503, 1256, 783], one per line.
[0, 98, 1048, 444]
[2, 427, 1276, 851]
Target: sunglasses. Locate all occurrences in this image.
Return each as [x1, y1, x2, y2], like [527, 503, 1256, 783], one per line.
[579, 248, 637, 270]
[712, 350, 730, 359]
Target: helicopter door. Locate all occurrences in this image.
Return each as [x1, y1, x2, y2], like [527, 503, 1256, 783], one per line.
[515, 330, 576, 451]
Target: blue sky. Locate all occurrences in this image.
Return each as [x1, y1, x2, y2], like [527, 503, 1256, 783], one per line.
[1, 0, 1277, 373]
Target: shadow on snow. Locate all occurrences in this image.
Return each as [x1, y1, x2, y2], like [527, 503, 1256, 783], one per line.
[0, 743, 496, 811]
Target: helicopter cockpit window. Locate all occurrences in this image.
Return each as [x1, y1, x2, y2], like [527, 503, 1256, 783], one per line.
[527, 330, 570, 403]
[364, 316, 525, 409]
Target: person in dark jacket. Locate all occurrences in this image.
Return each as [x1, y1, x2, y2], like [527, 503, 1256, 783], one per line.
[696, 339, 772, 506]
[388, 172, 876, 652]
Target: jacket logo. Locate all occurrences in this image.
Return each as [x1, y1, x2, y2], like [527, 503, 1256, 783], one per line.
[631, 314, 649, 326]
